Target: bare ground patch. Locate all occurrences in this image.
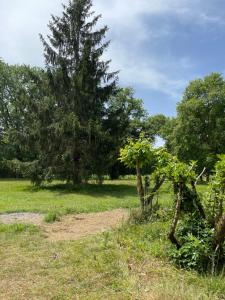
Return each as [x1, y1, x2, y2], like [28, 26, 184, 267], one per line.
[0, 209, 129, 241]
[0, 212, 43, 225]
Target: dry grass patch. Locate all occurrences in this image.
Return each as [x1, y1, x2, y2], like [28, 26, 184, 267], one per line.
[0, 221, 224, 299]
[0, 209, 129, 241]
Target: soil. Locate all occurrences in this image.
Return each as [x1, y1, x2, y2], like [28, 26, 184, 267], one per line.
[0, 213, 43, 225]
[0, 209, 129, 241]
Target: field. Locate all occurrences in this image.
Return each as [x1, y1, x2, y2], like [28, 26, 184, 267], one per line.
[0, 179, 225, 299]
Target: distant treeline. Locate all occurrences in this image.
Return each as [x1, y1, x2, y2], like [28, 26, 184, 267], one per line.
[1, 0, 225, 184]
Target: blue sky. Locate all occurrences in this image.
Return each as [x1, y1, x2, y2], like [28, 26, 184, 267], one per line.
[1, 0, 225, 116]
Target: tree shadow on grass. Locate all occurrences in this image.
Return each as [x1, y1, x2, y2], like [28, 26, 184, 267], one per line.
[23, 182, 137, 199]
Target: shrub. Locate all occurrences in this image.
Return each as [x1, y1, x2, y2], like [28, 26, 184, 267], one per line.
[169, 234, 210, 272]
[169, 213, 214, 273]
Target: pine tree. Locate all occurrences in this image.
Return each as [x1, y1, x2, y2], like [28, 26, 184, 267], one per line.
[39, 0, 118, 184]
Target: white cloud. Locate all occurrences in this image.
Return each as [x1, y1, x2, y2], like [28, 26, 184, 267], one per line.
[105, 40, 189, 99]
[93, 0, 223, 99]
[0, 0, 63, 65]
[0, 0, 223, 102]
[94, 0, 224, 28]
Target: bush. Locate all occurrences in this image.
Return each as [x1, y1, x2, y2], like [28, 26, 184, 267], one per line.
[168, 213, 221, 273]
[169, 233, 212, 273]
[169, 235, 208, 272]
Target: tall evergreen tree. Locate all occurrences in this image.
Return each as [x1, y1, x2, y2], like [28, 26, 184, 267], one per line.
[39, 0, 118, 184]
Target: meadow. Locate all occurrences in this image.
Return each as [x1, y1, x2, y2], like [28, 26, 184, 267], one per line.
[0, 179, 173, 215]
[0, 179, 225, 299]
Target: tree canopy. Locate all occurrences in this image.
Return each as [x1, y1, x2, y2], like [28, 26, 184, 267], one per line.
[34, 0, 119, 184]
[164, 73, 225, 173]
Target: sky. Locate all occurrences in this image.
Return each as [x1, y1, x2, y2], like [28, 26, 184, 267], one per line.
[1, 0, 225, 116]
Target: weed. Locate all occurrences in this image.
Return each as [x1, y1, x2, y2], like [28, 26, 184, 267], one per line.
[44, 212, 60, 223]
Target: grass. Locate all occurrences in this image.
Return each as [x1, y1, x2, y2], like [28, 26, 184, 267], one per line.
[0, 223, 39, 234]
[0, 179, 140, 215]
[0, 179, 173, 216]
[0, 179, 224, 299]
[44, 211, 61, 223]
[0, 220, 225, 299]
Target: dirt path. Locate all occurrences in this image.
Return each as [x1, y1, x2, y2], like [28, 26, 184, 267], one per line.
[0, 209, 129, 241]
[0, 212, 43, 225]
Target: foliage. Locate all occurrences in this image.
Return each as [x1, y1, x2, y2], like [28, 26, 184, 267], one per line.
[169, 213, 214, 272]
[120, 136, 225, 274]
[145, 114, 169, 141]
[119, 135, 155, 168]
[0, 61, 48, 177]
[170, 233, 211, 272]
[206, 155, 225, 224]
[105, 87, 148, 179]
[0, 65, 148, 184]
[119, 136, 198, 213]
[166, 159, 197, 183]
[169, 155, 225, 274]
[106, 88, 148, 138]
[35, 0, 118, 185]
[213, 154, 225, 187]
[119, 135, 166, 210]
[119, 136, 196, 183]
[165, 73, 225, 173]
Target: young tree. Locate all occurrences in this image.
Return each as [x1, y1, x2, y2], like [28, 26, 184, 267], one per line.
[39, 0, 118, 184]
[120, 136, 225, 273]
[119, 135, 166, 210]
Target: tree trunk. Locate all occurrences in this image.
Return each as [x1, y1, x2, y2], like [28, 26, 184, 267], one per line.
[213, 213, 225, 248]
[168, 183, 182, 249]
[97, 174, 104, 185]
[72, 171, 81, 185]
[136, 161, 145, 209]
[109, 164, 120, 180]
[190, 181, 206, 219]
[146, 175, 166, 206]
[72, 152, 81, 185]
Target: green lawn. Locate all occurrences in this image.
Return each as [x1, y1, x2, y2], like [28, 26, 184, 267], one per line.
[0, 179, 173, 216]
[0, 179, 224, 299]
[0, 179, 139, 215]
